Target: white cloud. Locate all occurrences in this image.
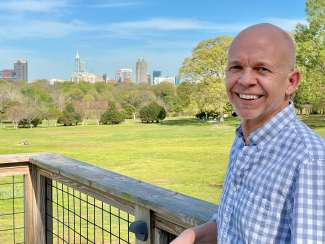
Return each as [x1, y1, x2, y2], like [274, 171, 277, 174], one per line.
[0, 16, 98, 40]
[264, 18, 307, 31]
[92, 1, 143, 8]
[0, 0, 68, 13]
[0, 15, 308, 42]
[109, 18, 210, 31]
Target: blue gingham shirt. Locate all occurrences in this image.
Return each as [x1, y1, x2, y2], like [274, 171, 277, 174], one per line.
[214, 103, 325, 243]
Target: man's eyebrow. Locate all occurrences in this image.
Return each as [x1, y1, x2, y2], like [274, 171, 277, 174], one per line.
[254, 61, 273, 67]
[227, 60, 241, 66]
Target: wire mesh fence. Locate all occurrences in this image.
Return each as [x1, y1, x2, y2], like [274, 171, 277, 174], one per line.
[46, 179, 135, 244]
[0, 175, 25, 244]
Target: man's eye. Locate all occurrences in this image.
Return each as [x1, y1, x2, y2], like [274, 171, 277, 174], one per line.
[256, 67, 270, 73]
[229, 65, 241, 71]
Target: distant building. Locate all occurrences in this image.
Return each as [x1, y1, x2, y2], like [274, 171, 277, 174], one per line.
[116, 68, 132, 83]
[14, 60, 28, 81]
[153, 76, 176, 85]
[136, 58, 148, 83]
[0, 69, 16, 81]
[71, 51, 100, 83]
[152, 70, 161, 85]
[49, 79, 66, 85]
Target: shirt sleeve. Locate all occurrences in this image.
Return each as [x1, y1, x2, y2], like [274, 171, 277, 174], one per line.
[292, 160, 325, 244]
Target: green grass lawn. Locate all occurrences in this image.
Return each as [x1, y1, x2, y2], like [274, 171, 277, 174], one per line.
[0, 116, 324, 244]
[1, 116, 325, 204]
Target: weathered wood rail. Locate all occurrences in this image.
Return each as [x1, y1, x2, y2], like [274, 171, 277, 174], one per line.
[0, 153, 216, 244]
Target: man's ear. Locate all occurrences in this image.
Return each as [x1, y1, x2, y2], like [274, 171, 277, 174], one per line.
[286, 69, 300, 96]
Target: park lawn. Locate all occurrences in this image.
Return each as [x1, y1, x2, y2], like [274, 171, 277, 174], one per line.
[0, 118, 236, 204]
[0, 116, 324, 204]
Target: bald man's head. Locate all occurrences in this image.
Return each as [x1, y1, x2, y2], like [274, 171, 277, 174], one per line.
[229, 23, 296, 70]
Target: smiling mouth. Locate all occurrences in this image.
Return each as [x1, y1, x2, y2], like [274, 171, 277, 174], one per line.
[235, 93, 263, 100]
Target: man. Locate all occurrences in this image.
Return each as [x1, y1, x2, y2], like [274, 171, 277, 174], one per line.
[171, 23, 325, 243]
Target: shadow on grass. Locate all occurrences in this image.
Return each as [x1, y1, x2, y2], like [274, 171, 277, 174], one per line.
[160, 118, 210, 126]
[160, 117, 240, 127]
[300, 115, 325, 129]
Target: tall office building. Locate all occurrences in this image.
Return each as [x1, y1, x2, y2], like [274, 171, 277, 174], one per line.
[136, 58, 148, 83]
[152, 70, 162, 85]
[71, 52, 101, 83]
[14, 60, 28, 81]
[75, 51, 81, 74]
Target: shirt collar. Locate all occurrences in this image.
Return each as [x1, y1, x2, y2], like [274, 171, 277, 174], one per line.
[236, 102, 296, 146]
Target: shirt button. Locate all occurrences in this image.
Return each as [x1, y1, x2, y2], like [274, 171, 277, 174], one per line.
[224, 215, 230, 223]
[232, 185, 237, 192]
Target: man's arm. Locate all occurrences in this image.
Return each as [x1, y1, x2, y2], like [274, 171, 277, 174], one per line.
[292, 160, 325, 243]
[170, 221, 217, 244]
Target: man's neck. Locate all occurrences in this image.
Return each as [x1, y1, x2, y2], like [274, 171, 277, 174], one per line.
[240, 100, 290, 144]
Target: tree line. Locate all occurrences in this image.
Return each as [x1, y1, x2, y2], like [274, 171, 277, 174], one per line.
[0, 0, 323, 128]
[0, 79, 216, 128]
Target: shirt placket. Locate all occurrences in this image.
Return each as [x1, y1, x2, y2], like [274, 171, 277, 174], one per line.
[222, 143, 256, 243]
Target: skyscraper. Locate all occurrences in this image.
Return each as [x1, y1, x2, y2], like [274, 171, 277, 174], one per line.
[14, 60, 28, 81]
[136, 58, 148, 83]
[75, 51, 81, 74]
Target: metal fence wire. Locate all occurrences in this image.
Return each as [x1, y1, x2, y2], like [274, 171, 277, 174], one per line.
[46, 179, 135, 244]
[0, 175, 25, 244]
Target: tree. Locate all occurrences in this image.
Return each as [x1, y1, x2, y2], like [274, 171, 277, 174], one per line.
[57, 103, 81, 126]
[153, 82, 181, 114]
[176, 81, 197, 114]
[194, 77, 228, 120]
[294, 0, 325, 113]
[179, 36, 233, 117]
[100, 103, 125, 125]
[180, 36, 233, 82]
[139, 102, 166, 123]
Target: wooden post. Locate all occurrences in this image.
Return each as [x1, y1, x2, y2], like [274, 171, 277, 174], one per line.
[154, 228, 171, 244]
[135, 205, 152, 244]
[24, 165, 48, 244]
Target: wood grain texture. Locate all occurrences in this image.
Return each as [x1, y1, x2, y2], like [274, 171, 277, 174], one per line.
[135, 205, 152, 244]
[30, 153, 216, 230]
[1, 153, 218, 240]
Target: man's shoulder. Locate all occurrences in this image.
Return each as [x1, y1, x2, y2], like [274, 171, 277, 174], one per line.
[292, 118, 325, 162]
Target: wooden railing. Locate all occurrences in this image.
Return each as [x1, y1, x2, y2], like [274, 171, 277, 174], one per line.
[0, 153, 216, 244]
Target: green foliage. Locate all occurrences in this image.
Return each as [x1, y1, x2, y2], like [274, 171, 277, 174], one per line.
[179, 36, 232, 116]
[180, 36, 233, 82]
[153, 82, 181, 113]
[139, 102, 166, 123]
[57, 104, 82, 126]
[294, 0, 325, 112]
[194, 78, 228, 117]
[18, 117, 42, 128]
[121, 103, 136, 119]
[176, 81, 196, 109]
[100, 103, 125, 125]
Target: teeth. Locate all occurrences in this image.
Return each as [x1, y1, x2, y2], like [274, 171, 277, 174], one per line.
[239, 94, 259, 100]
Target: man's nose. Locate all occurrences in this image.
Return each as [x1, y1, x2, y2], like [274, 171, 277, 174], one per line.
[238, 69, 256, 86]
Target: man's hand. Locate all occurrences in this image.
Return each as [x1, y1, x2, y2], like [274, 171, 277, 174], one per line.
[170, 222, 217, 244]
[170, 228, 195, 244]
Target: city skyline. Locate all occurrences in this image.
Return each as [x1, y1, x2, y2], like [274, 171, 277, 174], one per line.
[0, 0, 307, 81]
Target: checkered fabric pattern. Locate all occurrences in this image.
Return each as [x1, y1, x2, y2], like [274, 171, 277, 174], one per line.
[213, 103, 325, 243]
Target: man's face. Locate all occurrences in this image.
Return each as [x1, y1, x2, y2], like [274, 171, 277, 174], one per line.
[225, 33, 292, 126]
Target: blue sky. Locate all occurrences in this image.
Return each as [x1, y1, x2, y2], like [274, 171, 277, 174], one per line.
[0, 0, 307, 81]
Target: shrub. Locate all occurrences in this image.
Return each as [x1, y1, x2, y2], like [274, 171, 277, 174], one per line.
[100, 103, 125, 125]
[139, 102, 166, 123]
[57, 104, 81, 126]
[18, 118, 42, 128]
